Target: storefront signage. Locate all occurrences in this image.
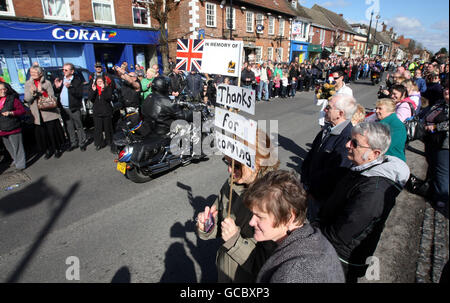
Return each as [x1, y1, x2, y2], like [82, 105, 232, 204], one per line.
[52, 28, 116, 42]
[0, 20, 159, 45]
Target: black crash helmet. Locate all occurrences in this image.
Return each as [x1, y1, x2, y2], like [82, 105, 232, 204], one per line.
[152, 76, 171, 94]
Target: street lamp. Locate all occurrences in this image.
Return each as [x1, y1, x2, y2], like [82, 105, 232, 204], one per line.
[365, 11, 374, 56]
[373, 15, 380, 57]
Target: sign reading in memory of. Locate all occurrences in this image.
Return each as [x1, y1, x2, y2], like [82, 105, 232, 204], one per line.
[215, 131, 256, 171]
[215, 107, 257, 145]
[216, 84, 256, 115]
[176, 39, 243, 77]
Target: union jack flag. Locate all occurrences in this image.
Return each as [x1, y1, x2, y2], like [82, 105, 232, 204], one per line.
[176, 39, 204, 73]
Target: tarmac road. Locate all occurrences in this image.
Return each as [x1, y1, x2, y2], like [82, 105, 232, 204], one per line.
[1, 78, 419, 283]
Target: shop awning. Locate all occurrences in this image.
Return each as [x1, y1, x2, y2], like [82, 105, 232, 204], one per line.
[308, 44, 322, 52]
[324, 47, 333, 52]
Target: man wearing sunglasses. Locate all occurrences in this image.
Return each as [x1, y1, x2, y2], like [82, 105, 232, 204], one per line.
[332, 70, 353, 97]
[54, 63, 88, 151]
[313, 122, 410, 282]
[301, 93, 357, 222]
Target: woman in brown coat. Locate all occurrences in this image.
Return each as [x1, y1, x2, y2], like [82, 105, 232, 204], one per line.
[24, 66, 65, 159]
[196, 130, 280, 282]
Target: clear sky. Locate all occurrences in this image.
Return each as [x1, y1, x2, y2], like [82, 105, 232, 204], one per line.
[299, 0, 449, 53]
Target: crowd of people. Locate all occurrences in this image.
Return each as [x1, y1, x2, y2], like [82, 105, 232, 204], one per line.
[0, 51, 448, 283]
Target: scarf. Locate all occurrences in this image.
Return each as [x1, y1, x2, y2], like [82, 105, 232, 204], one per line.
[34, 79, 48, 97]
[97, 85, 103, 96]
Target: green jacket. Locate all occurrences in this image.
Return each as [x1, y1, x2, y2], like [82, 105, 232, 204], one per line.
[141, 77, 153, 100]
[198, 179, 276, 283]
[380, 113, 407, 162]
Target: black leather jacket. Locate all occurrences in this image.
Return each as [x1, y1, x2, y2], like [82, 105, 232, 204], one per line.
[141, 91, 194, 136]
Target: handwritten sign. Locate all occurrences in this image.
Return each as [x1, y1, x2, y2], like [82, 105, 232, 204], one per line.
[215, 131, 256, 171]
[216, 84, 256, 115]
[215, 107, 257, 145]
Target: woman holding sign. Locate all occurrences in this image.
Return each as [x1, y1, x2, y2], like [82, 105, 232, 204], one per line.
[196, 129, 280, 283]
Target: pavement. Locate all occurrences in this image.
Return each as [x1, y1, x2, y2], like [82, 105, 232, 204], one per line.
[0, 79, 448, 283]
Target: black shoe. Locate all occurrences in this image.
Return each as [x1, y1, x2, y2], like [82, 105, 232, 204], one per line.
[69, 144, 79, 151]
[54, 150, 62, 158]
[95, 145, 102, 151]
[80, 141, 88, 151]
[44, 151, 53, 160]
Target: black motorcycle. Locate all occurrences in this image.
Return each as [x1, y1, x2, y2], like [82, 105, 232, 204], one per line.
[113, 99, 214, 183]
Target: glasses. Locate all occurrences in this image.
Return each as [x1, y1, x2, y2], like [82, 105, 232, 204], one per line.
[348, 137, 371, 149]
[222, 157, 241, 170]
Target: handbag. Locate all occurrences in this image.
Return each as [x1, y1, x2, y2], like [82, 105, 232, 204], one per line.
[404, 116, 426, 142]
[37, 95, 57, 110]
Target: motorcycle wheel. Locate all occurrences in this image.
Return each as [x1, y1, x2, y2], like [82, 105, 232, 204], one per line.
[126, 167, 152, 183]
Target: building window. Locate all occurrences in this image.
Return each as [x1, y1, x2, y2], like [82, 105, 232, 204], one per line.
[256, 14, 264, 33]
[246, 11, 253, 32]
[268, 17, 275, 35]
[347, 34, 350, 41]
[206, 2, 216, 28]
[320, 29, 325, 43]
[42, 0, 71, 21]
[132, 1, 151, 27]
[225, 6, 235, 30]
[267, 47, 273, 61]
[0, 0, 15, 16]
[256, 46, 263, 63]
[275, 47, 283, 62]
[279, 18, 285, 36]
[302, 23, 308, 39]
[92, 0, 116, 24]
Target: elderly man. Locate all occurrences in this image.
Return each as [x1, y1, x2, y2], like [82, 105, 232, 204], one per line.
[314, 122, 410, 282]
[301, 93, 357, 221]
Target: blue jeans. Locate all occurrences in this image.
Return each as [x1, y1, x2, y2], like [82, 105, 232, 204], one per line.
[426, 148, 449, 205]
[258, 81, 269, 100]
[290, 82, 297, 97]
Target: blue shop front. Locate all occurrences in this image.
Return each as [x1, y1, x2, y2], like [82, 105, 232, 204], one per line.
[290, 41, 309, 63]
[0, 19, 160, 95]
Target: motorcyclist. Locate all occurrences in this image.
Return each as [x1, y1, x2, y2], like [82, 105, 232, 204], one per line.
[141, 76, 194, 136]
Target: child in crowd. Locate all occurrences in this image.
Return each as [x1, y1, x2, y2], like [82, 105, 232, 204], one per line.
[281, 70, 289, 98]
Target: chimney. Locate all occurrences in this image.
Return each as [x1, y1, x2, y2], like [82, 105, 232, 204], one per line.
[382, 23, 387, 32]
[339, 14, 343, 17]
[389, 27, 393, 33]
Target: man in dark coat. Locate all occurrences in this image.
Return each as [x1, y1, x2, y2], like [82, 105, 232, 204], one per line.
[54, 63, 88, 151]
[185, 71, 203, 102]
[313, 122, 410, 282]
[301, 93, 357, 221]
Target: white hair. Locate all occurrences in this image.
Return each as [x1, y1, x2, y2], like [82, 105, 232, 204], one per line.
[333, 93, 357, 120]
[352, 122, 391, 156]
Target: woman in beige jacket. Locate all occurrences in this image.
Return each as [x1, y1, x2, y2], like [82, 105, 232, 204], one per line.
[196, 130, 280, 282]
[24, 66, 65, 159]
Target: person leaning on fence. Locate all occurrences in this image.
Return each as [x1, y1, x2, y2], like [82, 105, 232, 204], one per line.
[196, 129, 280, 283]
[242, 169, 345, 283]
[313, 122, 410, 282]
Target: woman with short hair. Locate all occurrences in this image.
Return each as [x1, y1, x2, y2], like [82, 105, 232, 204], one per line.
[24, 66, 65, 159]
[243, 170, 345, 283]
[196, 129, 280, 283]
[375, 98, 407, 161]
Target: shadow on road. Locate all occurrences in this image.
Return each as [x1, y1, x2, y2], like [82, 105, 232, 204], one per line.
[159, 182, 220, 283]
[278, 134, 309, 172]
[0, 176, 57, 215]
[111, 266, 131, 283]
[5, 182, 80, 282]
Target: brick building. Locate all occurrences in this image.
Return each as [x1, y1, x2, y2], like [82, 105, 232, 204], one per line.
[301, 6, 334, 60]
[167, 0, 297, 64]
[312, 5, 356, 58]
[0, 0, 161, 94]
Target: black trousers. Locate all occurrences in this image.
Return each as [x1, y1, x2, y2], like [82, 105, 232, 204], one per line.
[93, 116, 113, 147]
[34, 119, 66, 153]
